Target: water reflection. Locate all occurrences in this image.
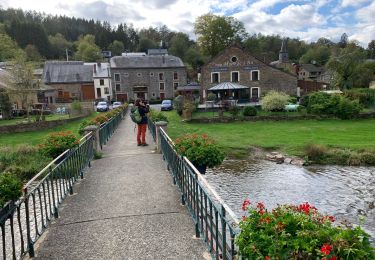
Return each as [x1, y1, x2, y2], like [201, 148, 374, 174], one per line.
[204, 159, 375, 242]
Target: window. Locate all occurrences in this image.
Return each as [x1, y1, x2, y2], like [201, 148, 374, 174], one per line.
[174, 82, 179, 90]
[251, 70, 260, 81]
[96, 88, 101, 97]
[231, 56, 237, 62]
[99, 79, 104, 86]
[251, 87, 260, 99]
[137, 73, 142, 77]
[114, 73, 120, 82]
[211, 72, 220, 83]
[115, 83, 121, 91]
[159, 82, 165, 90]
[173, 72, 178, 80]
[231, 71, 239, 82]
[104, 87, 109, 94]
[159, 73, 164, 81]
[152, 93, 156, 97]
[150, 72, 154, 77]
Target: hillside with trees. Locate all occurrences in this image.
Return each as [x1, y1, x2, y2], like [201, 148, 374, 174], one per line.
[0, 8, 374, 89]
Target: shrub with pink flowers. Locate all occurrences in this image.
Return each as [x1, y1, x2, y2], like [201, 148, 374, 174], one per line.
[38, 131, 80, 158]
[236, 199, 374, 259]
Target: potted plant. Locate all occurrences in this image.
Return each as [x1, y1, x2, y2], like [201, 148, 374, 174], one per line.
[237, 199, 375, 259]
[174, 134, 225, 174]
[182, 100, 196, 120]
[38, 131, 80, 162]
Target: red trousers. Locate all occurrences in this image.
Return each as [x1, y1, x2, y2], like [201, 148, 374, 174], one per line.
[137, 124, 147, 144]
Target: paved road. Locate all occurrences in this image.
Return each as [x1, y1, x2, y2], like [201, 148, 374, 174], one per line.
[32, 112, 209, 260]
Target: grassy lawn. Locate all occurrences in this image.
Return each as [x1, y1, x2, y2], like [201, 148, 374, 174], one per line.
[0, 114, 71, 126]
[164, 111, 375, 156]
[0, 113, 97, 147]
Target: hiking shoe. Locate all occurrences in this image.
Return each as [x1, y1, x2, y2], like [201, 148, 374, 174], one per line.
[137, 143, 142, 146]
[141, 143, 149, 146]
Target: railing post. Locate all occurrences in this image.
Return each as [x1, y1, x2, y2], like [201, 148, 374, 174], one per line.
[83, 125, 99, 152]
[23, 187, 35, 258]
[221, 205, 227, 260]
[49, 166, 59, 218]
[155, 121, 168, 153]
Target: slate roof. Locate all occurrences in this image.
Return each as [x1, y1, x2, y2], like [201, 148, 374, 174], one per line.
[147, 49, 168, 55]
[110, 55, 184, 69]
[85, 62, 110, 78]
[301, 64, 324, 73]
[43, 61, 93, 84]
[177, 82, 200, 91]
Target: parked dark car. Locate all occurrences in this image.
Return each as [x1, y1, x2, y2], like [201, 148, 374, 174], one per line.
[96, 102, 109, 112]
[161, 100, 173, 111]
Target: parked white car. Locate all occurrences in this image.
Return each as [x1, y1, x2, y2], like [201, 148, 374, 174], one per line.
[112, 102, 122, 109]
[96, 102, 109, 112]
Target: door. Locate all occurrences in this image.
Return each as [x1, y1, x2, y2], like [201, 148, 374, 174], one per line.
[251, 87, 259, 102]
[81, 85, 95, 100]
[160, 93, 165, 100]
[96, 88, 101, 98]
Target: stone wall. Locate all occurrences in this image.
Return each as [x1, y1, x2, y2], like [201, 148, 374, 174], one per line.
[0, 115, 86, 134]
[201, 46, 297, 99]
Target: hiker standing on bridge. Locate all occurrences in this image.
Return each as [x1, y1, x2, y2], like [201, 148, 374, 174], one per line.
[135, 99, 150, 146]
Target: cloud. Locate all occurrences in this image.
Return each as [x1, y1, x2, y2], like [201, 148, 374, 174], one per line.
[356, 1, 375, 23]
[341, 0, 370, 7]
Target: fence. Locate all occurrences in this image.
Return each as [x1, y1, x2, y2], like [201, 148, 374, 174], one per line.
[157, 125, 240, 260]
[1, 108, 126, 259]
[99, 108, 126, 149]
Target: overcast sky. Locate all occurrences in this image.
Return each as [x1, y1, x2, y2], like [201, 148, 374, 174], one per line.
[1, 0, 374, 47]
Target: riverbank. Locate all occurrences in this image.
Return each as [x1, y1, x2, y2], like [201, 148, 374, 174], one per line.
[163, 111, 375, 166]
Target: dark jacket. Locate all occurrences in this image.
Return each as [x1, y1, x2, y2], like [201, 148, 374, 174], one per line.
[138, 105, 149, 125]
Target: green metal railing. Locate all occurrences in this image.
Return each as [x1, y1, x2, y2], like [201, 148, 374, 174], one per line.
[158, 127, 240, 260]
[0, 133, 93, 259]
[1, 108, 126, 259]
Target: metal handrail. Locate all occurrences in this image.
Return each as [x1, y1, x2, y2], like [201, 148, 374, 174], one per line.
[1, 108, 126, 259]
[158, 126, 240, 259]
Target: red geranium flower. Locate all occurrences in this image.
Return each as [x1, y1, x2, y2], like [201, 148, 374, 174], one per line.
[320, 243, 332, 256]
[242, 198, 251, 211]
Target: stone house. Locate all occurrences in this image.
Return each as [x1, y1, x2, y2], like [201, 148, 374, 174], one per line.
[110, 52, 187, 102]
[42, 61, 95, 103]
[201, 46, 297, 102]
[297, 64, 325, 81]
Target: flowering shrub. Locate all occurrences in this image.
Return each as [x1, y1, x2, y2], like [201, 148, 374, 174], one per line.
[237, 199, 374, 259]
[174, 134, 225, 168]
[262, 91, 290, 112]
[38, 131, 80, 158]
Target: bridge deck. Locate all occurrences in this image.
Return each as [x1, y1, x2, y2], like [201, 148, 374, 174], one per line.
[33, 113, 209, 259]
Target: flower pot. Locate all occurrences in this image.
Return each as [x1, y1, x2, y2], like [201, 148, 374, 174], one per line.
[193, 164, 207, 174]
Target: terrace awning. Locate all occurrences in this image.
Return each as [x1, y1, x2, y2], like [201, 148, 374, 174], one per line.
[208, 82, 249, 91]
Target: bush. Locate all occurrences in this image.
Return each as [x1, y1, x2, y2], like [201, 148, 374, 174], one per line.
[304, 143, 327, 161]
[307, 92, 340, 115]
[174, 134, 225, 168]
[361, 151, 375, 165]
[345, 88, 375, 108]
[0, 173, 22, 208]
[228, 106, 240, 118]
[207, 93, 216, 101]
[243, 106, 257, 116]
[174, 95, 184, 115]
[261, 91, 290, 112]
[149, 109, 168, 122]
[237, 200, 375, 259]
[335, 97, 361, 119]
[38, 131, 80, 158]
[71, 100, 82, 114]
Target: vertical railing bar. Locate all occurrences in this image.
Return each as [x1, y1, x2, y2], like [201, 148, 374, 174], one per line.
[17, 206, 25, 255]
[10, 216, 16, 260]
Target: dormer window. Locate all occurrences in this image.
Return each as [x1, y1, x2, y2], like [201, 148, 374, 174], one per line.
[231, 56, 238, 63]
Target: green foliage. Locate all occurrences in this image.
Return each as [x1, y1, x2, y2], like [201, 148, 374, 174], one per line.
[262, 91, 290, 112]
[108, 40, 124, 56]
[194, 13, 247, 57]
[75, 34, 102, 62]
[71, 100, 82, 113]
[237, 200, 375, 259]
[228, 106, 240, 118]
[0, 174, 22, 208]
[345, 88, 375, 107]
[38, 131, 80, 158]
[174, 134, 225, 168]
[207, 93, 216, 101]
[169, 32, 191, 60]
[299, 45, 331, 66]
[243, 106, 257, 116]
[149, 109, 168, 123]
[24, 44, 41, 62]
[306, 92, 362, 119]
[0, 91, 12, 119]
[48, 33, 72, 59]
[173, 95, 185, 115]
[0, 33, 24, 60]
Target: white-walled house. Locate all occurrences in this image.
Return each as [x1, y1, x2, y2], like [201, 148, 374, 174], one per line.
[90, 62, 113, 102]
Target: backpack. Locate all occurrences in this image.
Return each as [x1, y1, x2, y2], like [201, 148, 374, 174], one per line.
[130, 107, 142, 124]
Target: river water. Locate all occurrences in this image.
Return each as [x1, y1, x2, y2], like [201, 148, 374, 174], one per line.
[204, 159, 375, 242]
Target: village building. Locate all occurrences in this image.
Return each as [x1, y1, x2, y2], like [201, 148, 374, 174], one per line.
[201, 45, 297, 102]
[90, 62, 112, 102]
[110, 50, 187, 102]
[269, 39, 295, 73]
[42, 61, 95, 103]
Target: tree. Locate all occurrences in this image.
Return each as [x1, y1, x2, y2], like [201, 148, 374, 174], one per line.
[194, 13, 247, 57]
[169, 32, 191, 60]
[48, 33, 72, 59]
[75, 34, 102, 62]
[368, 40, 375, 59]
[299, 46, 331, 66]
[327, 43, 367, 89]
[108, 40, 124, 56]
[137, 37, 157, 52]
[0, 33, 24, 61]
[338, 33, 348, 48]
[7, 56, 39, 120]
[24, 44, 41, 62]
[0, 90, 12, 119]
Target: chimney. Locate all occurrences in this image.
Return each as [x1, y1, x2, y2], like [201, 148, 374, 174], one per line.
[94, 64, 97, 73]
[162, 55, 165, 64]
